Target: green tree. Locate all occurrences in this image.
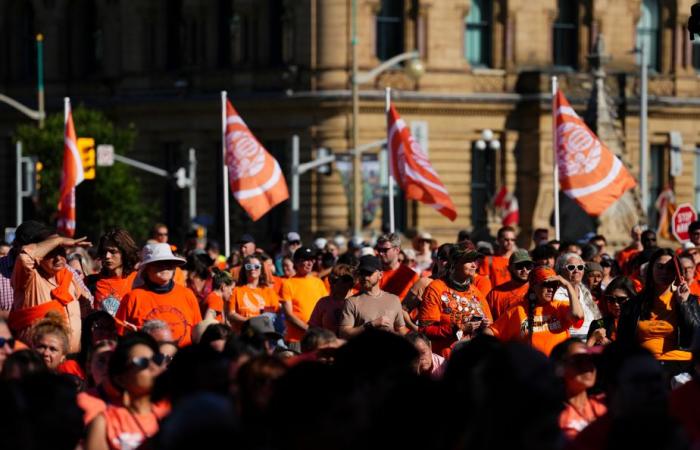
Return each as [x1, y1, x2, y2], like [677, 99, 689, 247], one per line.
[15, 106, 156, 242]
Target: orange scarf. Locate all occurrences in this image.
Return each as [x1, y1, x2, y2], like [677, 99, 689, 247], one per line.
[8, 268, 73, 332]
[51, 268, 74, 306]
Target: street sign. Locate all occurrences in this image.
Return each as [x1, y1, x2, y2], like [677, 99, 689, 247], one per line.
[97, 144, 115, 167]
[672, 203, 697, 243]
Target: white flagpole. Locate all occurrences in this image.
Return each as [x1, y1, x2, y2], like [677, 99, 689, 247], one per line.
[221, 91, 231, 257]
[385, 87, 395, 233]
[552, 77, 561, 241]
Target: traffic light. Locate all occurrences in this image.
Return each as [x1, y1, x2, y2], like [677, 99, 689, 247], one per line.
[77, 137, 96, 180]
[34, 160, 42, 194]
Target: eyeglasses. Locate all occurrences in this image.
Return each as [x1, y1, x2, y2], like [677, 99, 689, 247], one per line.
[605, 295, 629, 305]
[375, 247, 394, 254]
[541, 281, 560, 290]
[245, 263, 262, 271]
[288, 240, 301, 246]
[129, 354, 167, 370]
[0, 337, 15, 349]
[566, 264, 585, 272]
[514, 261, 534, 271]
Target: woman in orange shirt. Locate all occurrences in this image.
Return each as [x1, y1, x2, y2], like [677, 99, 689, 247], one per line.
[485, 266, 584, 356]
[85, 332, 166, 450]
[202, 269, 234, 324]
[229, 255, 280, 327]
[87, 229, 140, 316]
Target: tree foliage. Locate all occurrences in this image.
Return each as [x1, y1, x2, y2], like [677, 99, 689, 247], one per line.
[15, 106, 156, 242]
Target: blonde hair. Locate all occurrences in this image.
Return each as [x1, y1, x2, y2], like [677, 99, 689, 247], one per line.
[30, 312, 70, 354]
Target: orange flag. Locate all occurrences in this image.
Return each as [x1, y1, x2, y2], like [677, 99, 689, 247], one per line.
[57, 99, 84, 237]
[225, 100, 289, 221]
[387, 104, 457, 221]
[555, 90, 636, 216]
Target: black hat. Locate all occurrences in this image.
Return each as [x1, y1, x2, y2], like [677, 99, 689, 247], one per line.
[358, 255, 381, 273]
[293, 246, 315, 261]
[14, 220, 53, 246]
[238, 234, 255, 245]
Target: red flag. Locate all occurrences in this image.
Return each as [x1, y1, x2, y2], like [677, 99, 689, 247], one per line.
[502, 194, 519, 227]
[225, 100, 289, 221]
[57, 99, 84, 237]
[387, 104, 457, 221]
[555, 90, 636, 216]
[492, 186, 508, 209]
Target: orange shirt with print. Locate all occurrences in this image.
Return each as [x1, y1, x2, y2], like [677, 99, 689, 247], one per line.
[489, 255, 511, 287]
[92, 272, 137, 312]
[636, 288, 692, 361]
[489, 301, 574, 356]
[281, 275, 328, 342]
[473, 273, 492, 297]
[380, 265, 420, 301]
[486, 280, 529, 320]
[232, 285, 280, 318]
[203, 292, 225, 323]
[103, 405, 161, 450]
[115, 284, 202, 347]
[559, 395, 607, 440]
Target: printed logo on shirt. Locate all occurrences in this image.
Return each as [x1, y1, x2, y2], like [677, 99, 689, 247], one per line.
[519, 313, 564, 338]
[114, 432, 144, 450]
[144, 305, 189, 344]
[439, 290, 485, 325]
[101, 296, 120, 317]
[241, 292, 265, 316]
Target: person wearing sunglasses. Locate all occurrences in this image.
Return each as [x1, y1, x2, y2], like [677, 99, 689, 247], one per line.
[230, 255, 280, 329]
[486, 249, 534, 320]
[555, 253, 602, 342]
[0, 318, 15, 373]
[586, 277, 636, 347]
[309, 264, 356, 336]
[202, 269, 234, 324]
[85, 332, 166, 450]
[485, 266, 584, 356]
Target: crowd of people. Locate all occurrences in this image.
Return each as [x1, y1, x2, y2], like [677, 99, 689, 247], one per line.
[1, 220, 700, 450]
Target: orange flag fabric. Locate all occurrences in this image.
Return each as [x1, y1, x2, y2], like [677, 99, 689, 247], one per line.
[554, 90, 636, 216]
[57, 99, 84, 237]
[225, 100, 289, 221]
[387, 104, 457, 221]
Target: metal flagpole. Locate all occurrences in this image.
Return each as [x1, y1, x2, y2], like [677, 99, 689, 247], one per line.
[385, 87, 395, 233]
[552, 77, 561, 240]
[221, 91, 231, 257]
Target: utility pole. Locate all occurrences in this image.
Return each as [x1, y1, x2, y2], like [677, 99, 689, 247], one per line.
[37, 34, 45, 129]
[639, 43, 649, 217]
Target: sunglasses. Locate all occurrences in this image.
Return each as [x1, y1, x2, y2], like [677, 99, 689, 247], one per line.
[0, 337, 16, 349]
[245, 263, 262, 271]
[288, 240, 301, 246]
[605, 295, 629, 305]
[514, 261, 534, 271]
[566, 264, 585, 272]
[600, 260, 612, 268]
[375, 247, 394, 254]
[541, 281, 560, 290]
[129, 354, 168, 370]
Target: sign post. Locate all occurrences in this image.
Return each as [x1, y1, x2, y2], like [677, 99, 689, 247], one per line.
[672, 203, 697, 243]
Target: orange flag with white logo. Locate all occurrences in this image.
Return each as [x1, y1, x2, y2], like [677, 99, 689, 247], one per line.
[225, 100, 289, 221]
[57, 98, 84, 237]
[555, 90, 636, 216]
[387, 104, 457, 221]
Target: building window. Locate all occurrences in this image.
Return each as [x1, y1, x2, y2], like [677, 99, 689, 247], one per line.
[166, 0, 184, 70]
[376, 0, 404, 61]
[553, 0, 578, 68]
[464, 0, 491, 67]
[471, 143, 496, 233]
[695, 148, 700, 212]
[636, 0, 660, 70]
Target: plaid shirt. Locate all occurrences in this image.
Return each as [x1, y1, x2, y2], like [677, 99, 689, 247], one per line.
[0, 253, 93, 311]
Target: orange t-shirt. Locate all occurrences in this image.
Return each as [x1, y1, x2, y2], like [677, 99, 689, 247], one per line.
[486, 280, 529, 320]
[92, 272, 138, 314]
[203, 292, 225, 323]
[488, 255, 511, 287]
[473, 273, 492, 297]
[103, 405, 160, 450]
[559, 395, 607, 440]
[489, 301, 574, 356]
[232, 285, 280, 318]
[281, 275, 329, 342]
[115, 284, 202, 347]
[636, 288, 692, 361]
[380, 265, 420, 301]
[616, 246, 640, 275]
[173, 267, 186, 286]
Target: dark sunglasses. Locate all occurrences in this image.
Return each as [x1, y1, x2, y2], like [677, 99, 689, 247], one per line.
[605, 295, 629, 305]
[375, 247, 394, 254]
[564, 353, 596, 371]
[288, 240, 301, 246]
[566, 264, 585, 272]
[244, 263, 262, 270]
[129, 354, 168, 370]
[514, 261, 534, 271]
[0, 337, 16, 349]
[600, 260, 612, 268]
[541, 281, 560, 290]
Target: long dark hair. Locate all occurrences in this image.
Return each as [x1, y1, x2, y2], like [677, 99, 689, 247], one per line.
[238, 255, 269, 287]
[97, 228, 140, 276]
[640, 248, 675, 320]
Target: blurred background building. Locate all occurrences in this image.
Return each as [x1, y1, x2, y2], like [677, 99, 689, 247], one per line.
[1, 0, 700, 248]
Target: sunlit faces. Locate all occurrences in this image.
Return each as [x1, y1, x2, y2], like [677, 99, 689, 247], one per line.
[359, 269, 382, 291]
[498, 231, 516, 253]
[563, 256, 585, 284]
[116, 344, 160, 395]
[34, 333, 67, 369]
[535, 280, 560, 303]
[604, 288, 630, 318]
[295, 258, 314, 276]
[679, 257, 696, 284]
[40, 244, 67, 275]
[155, 227, 169, 244]
[101, 245, 123, 272]
[375, 243, 400, 267]
[144, 261, 177, 286]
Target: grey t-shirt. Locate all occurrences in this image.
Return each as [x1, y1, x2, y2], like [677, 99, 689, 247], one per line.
[340, 290, 405, 332]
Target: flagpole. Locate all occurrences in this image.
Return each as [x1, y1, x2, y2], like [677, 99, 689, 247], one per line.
[385, 87, 395, 233]
[551, 76, 560, 241]
[221, 91, 231, 257]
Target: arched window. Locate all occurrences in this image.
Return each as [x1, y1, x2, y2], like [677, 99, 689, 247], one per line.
[464, 0, 491, 67]
[376, 0, 404, 61]
[636, 0, 660, 70]
[553, 0, 578, 68]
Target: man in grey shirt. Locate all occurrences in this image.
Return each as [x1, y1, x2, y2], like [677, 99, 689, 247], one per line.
[339, 255, 408, 338]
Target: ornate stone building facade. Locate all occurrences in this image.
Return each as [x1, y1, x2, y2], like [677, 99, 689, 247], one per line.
[1, 0, 700, 247]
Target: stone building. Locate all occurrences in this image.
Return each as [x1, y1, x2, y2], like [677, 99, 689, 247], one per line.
[1, 0, 700, 248]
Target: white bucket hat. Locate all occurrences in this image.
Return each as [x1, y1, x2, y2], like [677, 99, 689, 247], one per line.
[140, 243, 186, 269]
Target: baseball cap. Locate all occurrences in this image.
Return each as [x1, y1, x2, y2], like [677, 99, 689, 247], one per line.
[293, 246, 315, 261]
[509, 249, 533, 265]
[451, 240, 480, 263]
[238, 234, 255, 245]
[287, 232, 301, 243]
[585, 262, 603, 273]
[241, 315, 283, 340]
[358, 255, 381, 273]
